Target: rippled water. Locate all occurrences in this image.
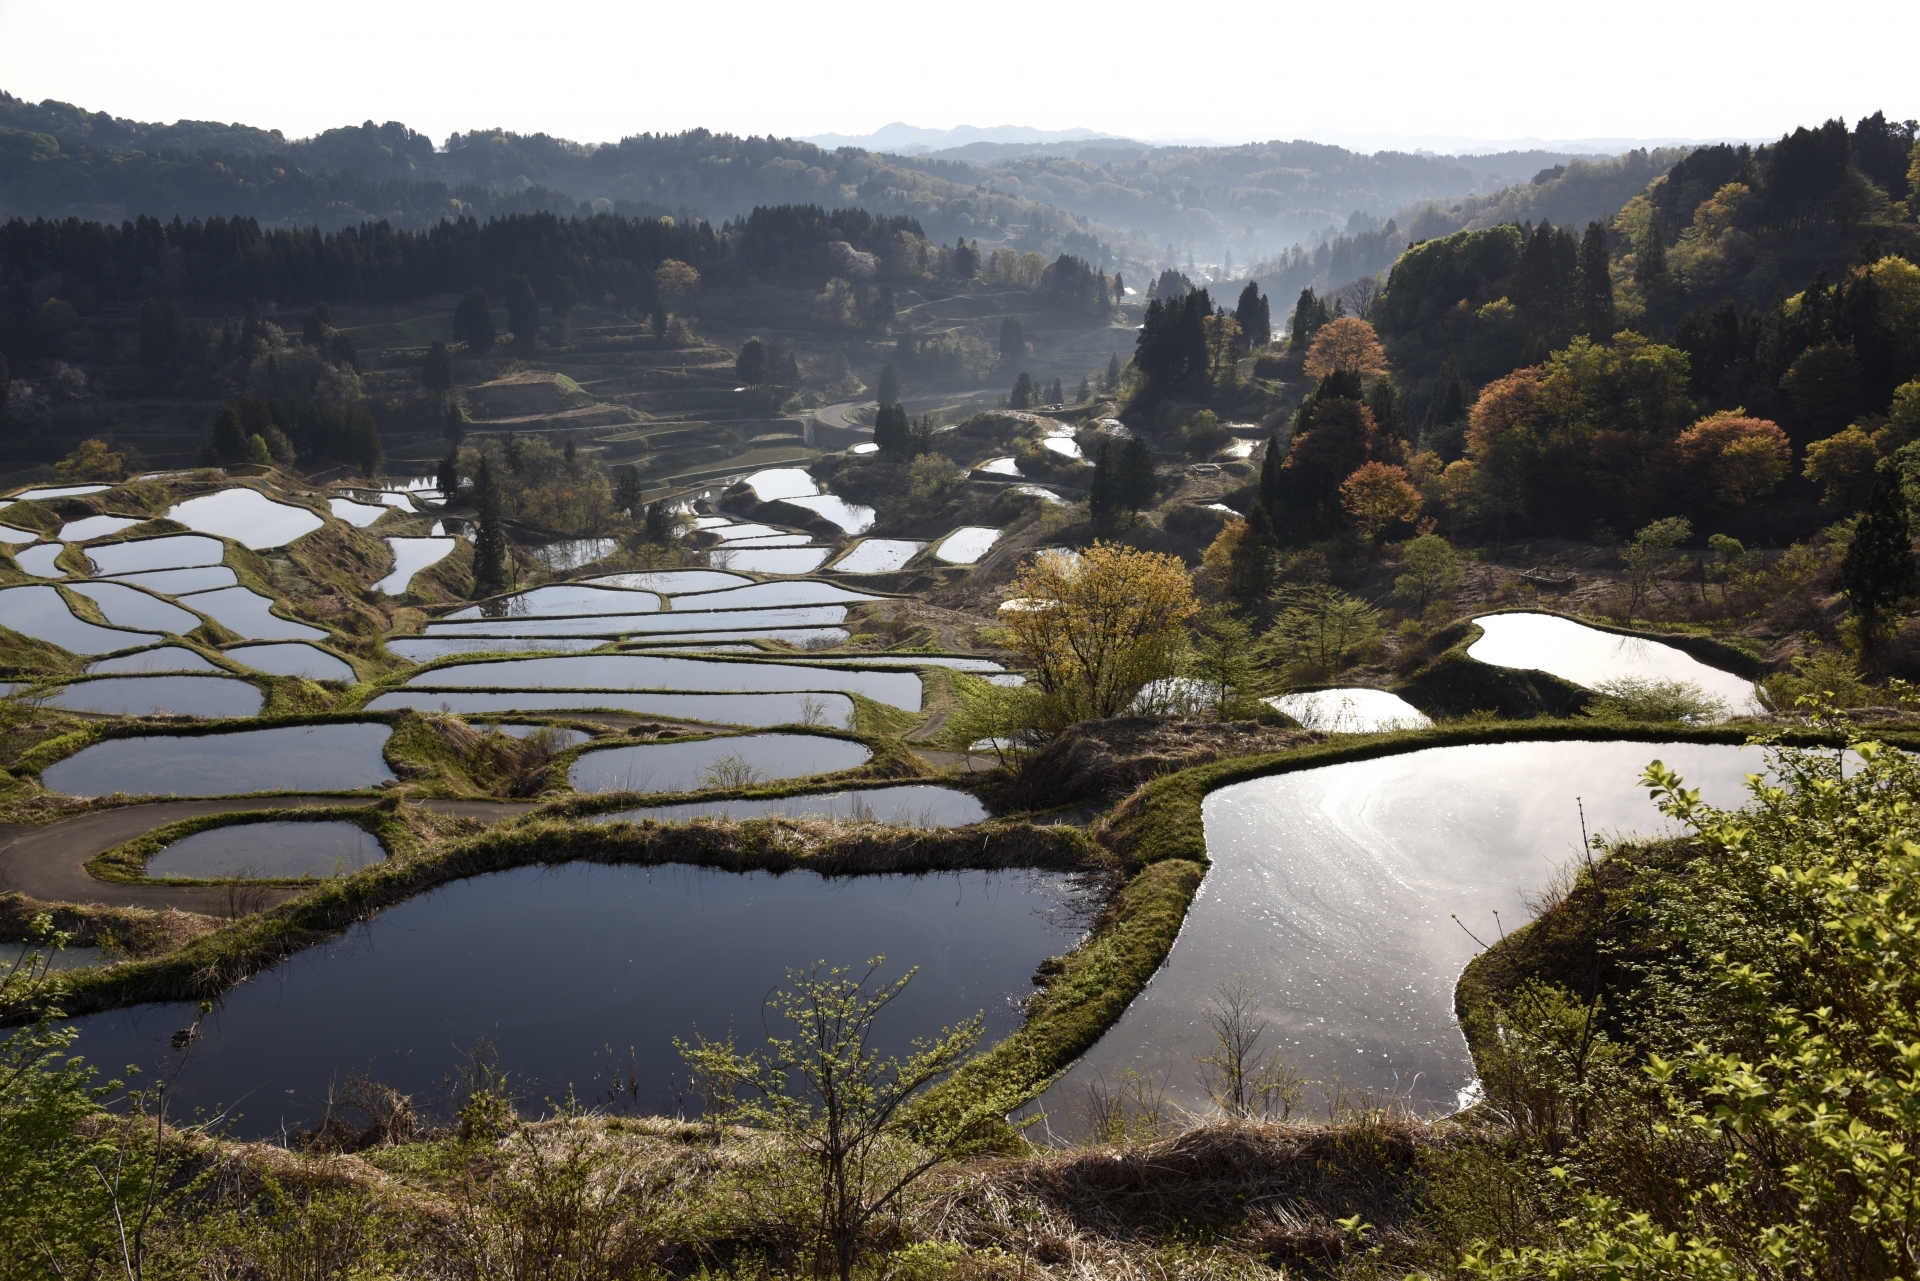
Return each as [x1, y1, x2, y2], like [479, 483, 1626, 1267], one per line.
[148, 820, 385, 879]
[934, 527, 1000, 564]
[404, 653, 920, 709]
[65, 582, 202, 634]
[369, 689, 855, 729]
[225, 643, 356, 682]
[86, 535, 225, 575]
[1467, 613, 1763, 715]
[66, 864, 1081, 1136]
[1039, 740, 1765, 1126]
[47, 675, 263, 718]
[42, 722, 396, 797]
[569, 732, 871, 793]
[0, 585, 151, 653]
[1267, 689, 1433, 733]
[590, 784, 987, 828]
[374, 537, 456, 595]
[166, 490, 323, 549]
[831, 540, 926, 573]
[179, 587, 327, 641]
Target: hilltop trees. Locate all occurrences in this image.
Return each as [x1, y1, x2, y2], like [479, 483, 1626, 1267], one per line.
[1133, 288, 1215, 395]
[452, 289, 495, 354]
[1234, 281, 1272, 350]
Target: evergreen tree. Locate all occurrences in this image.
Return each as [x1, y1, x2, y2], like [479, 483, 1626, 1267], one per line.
[1258, 431, 1281, 518]
[437, 447, 461, 501]
[564, 435, 577, 470]
[1286, 288, 1330, 351]
[241, 299, 267, 349]
[877, 360, 901, 407]
[1088, 441, 1119, 532]
[301, 305, 332, 348]
[614, 466, 642, 515]
[1113, 273, 1125, 300]
[443, 402, 467, 448]
[140, 298, 184, 365]
[1234, 281, 1272, 349]
[1048, 378, 1063, 405]
[550, 275, 578, 321]
[1010, 372, 1035, 409]
[999, 316, 1025, 359]
[1579, 221, 1616, 337]
[1368, 379, 1401, 439]
[1228, 503, 1278, 602]
[209, 404, 249, 463]
[503, 430, 524, 473]
[348, 405, 383, 477]
[1634, 221, 1668, 288]
[1120, 436, 1156, 512]
[472, 455, 510, 596]
[1433, 363, 1466, 429]
[1077, 374, 1091, 402]
[1104, 352, 1122, 391]
[330, 331, 358, 370]
[735, 337, 766, 384]
[873, 403, 911, 457]
[453, 289, 495, 354]
[506, 274, 539, 347]
[1841, 459, 1916, 644]
[423, 340, 453, 394]
[644, 500, 675, 544]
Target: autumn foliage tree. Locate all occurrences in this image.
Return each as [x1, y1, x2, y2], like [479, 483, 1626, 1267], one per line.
[1340, 461, 1423, 542]
[1303, 317, 1388, 381]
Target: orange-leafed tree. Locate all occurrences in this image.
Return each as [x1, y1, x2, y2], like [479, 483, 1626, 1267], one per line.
[1339, 462, 1423, 542]
[1303, 317, 1388, 381]
[1675, 413, 1792, 510]
[654, 259, 701, 310]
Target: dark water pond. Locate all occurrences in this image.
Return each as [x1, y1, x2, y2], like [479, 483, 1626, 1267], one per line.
[590, 784, 988, 828]
[368, 689, 854, 729]
[386, 637, 604, 663]
[88, 646, 219, 675]
[446, 585, 662, 619]
[1036, 739, 1764, 1130]
[569, 732, 871, 794]
[85, 535, 226, 575]
[42, 723, 396, 797]
[488, 724, 594, 747]
[0, 584, 154, 653]
[404, 654, 920, 710]
[104, 566, 238, 595]
[423, 605, 847, 639]
[148, 820, 386, 878]
[48, 675, 262, 718]
[68, 864, 1085, 1136]
[179, 587, 327, 641]
[66, 582, 203, 633]
[225, 643, 356, 682]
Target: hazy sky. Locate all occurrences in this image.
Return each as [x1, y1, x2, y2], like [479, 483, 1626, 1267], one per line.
[1, 0, 1913, 151]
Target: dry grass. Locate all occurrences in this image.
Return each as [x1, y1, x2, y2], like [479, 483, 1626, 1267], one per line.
[0, 891, 222, 956]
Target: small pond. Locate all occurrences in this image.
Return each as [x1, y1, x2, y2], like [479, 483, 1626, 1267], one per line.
[1039, 739, 1764, 1127]
[1041, 437, 1084, 459]
[66, 582, 202, 633]
[180, 587, 326, 641]
[446, 585, 661, 619]
[486, 724, 594, 746]
[328, 496, 389, 527]
[13, 484, 111, 500]
[934, 527, 1000, 565]
[712, 523, 791, 542]
[589, 570, 749, 594]
[716, 534, 812, 548]
[47, 675, 262, 719]
[86, 535, 225, 574]
[370, 689, 855, 729]
[226, 643, 356, 682]
[781, 495, 876, 534]
[104, 566, 237, 594]
[1014, 486, 1069, 506]
[425, 605, 848, 639]
[638, 627, 850, 648]
[15, 545, 67, 577]
[669, 581, 881, 611]
[59, 515, 144, 541]
[744, 467, 819, 501]
[89, 646, 219, 675]
[0, 524, 38, 544]
[709, 547, 831, 575]
[67, 863, 1083, 1136]
[386, 637, 606, 663]
[166, 490, 323, 549]
[405, 653, 920, 709]
[42, 722, 397, 797]
[569, 732, 871, 794]
[1267, 688, 1433, 733]
[0, 585, 152, 654]
[591, 784, 987, 828]
[528, 539, 616, 572]
[1468, 613, 1762, 715]
[374, 537, 456, 595]
[978, 457, 1022, 476]
[147, 820, 384, 879]
[832, 540, 925, 574]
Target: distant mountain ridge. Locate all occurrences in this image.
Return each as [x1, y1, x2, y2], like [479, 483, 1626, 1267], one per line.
[803, 122, 1133, 153]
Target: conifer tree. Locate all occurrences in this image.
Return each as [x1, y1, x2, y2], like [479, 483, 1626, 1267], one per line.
[422, 340, 453, 395]
[877, 360, 901, 407]
[1841, 459, 1915, 645]
[437, 447, 461, 501]
[1077, 374, 1091, 402]
[1010, 372, 1034, 409]
[873, 403, 911, 457]
[1234, 281, 1272, 349]
[644, 500, 675, 544]
[999, 316, 1024, 360]
[1579, 221, 1616, 337]
[1228, 503, 1278, 602]
[613, 466, 641, 515]
[301, 305, 332, 348]
[735, 337, 767, 384]
[471, 455, 510, 596]
[1104, 352, 1122, 391]
[1259, 431, 1281, 518]
[443, 402, 466, 448]
[550, 275, 578, 321]
[1120, 436, 1155, 512]
[1368, 379, 1401, 439]
[1088, 440, 1118, 532]
[453, 289, 495, 354]
[506, 274, 538, 347]
[209, 404, 249, 463]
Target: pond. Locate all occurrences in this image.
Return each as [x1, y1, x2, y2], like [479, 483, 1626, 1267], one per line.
[14, 484, 111, 500]
[14, 545, 66, 577]
[147, 820, 385, 879]
[933, 527, 1000, 565]
[712, 523, 792, 542]
[65, 582, 203, 634]
[386, 637, 606, 663]
[423, 605, 848, 639]
[369, 689, 855, 729]
[590, 784, 987, 828]
[447, 586, 662, 619]
[669, 581, 881, 611]
[716, 534, 813, 548]
[0, 523, 38, 544]
[0, 585, 152, 654]
[588, 570, 749, 594]
[1267, 688, 1433, 733]
[102, 566, 237, 594]
[637, 627, 850, 649]
[374, 537, 456, 595]
[831, 540, 925, 574]
[225, 643, 356, 682]
[42, 722, 397, 797]
[59, 515, 144, 541]
[85, 535, 226, 574]
[527, 539, 617, 572]
[1468, 613, 1763, 715]
[978, 458, 1022, 476]
[89, 646, 219, 675]
[65, 863, 1083, 1136]
[166, 490, 324, 549]
[328, 497, 389, 527]
[1038, 739, 1764, 1126]
[404, 654, 920, 710]
[1041, 438, 1084, 460]
[744, 467, 819, 501]
[569, 732, 871, 793]
[1014, 486, 1069, 506]
[488, 724, 594, 747]
[782, 495, 876, 535]
[709, 547, 831, 575]
[46, 675, 263, 719]
[179, 587, 327, 641]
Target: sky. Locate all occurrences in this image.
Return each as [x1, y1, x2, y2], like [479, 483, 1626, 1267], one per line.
[1, 0, 1915, 153]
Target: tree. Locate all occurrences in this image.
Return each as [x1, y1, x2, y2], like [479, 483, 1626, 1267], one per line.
[436, 447, 461, 502]
[1618, 516, 1692, 623]
[422, 340, 453, 394]
[1009, 372, 1034, 409]
[1189, 612, 1264, 720]
[654, 259, 700, 310]
[1303, 317, 1388, 381]
[1263, 585, 1381, 676]
[452, 289, 495, 355]
[550, 274, 578, 321]
[1234, 281, 1272, 349]
[1675, 414, 1791, 510]
[950, 238, 978, 279]
[1077, 374, 1091, 402]
[1258, 431, 1281, 518]
[613, 466, 642, 515]
[471, 456, 510, 596]
[443, 402, 467, 448]
[998, 316, 1024, 360]
[872, 404, 911, 458]
[1339, 461, 1423, 542]
[301, 305, 332, 348]
[736, 337, 766, 385]
[876, 360, 901, 407]
[54, 439, 125, 482]
[1002, 542, 1199, 724]
[1227, 505, 1278, 602]
[1578, 220, 1615, 337]
[1119, 436, 1155, 512]
[1103, 352, 1122, 391]
[678, 960, 1011, 1281]
[1286, 288, 1331, 351]
[1088, 441, 1119, 532]
[209, 404, 249, 463]
[1841, 460, 1915, 645]
[505, 274, 538, 347]
[1393, 534, 1464, 609]
[643, 500, 676, 544]
[330, 330, 358, 370]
